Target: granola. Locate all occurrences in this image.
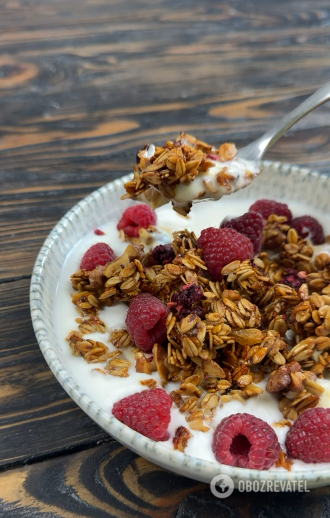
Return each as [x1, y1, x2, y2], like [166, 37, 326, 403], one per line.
[121, 133, 260, 215]
[69, 212, 330, 429]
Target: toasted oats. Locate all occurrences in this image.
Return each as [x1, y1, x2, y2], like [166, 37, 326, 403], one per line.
[140, 379, 158, 389]
[78, 314, 107, 334]
[186, 418, 210, 432]
[92, 368, 107, 375]
[66, 330, 109, 362]
[105, 357, 131, 377]
[110, 328, 134, 349]
[273, 420, 292, 428]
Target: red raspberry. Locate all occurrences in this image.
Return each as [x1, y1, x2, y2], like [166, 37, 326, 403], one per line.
[112, 388, 172, 441]
[198, 228, 254, 281]
[212, 413, 280, 470]
[249, 199, 292, 222]
[80, 243, 116, 271]
[220, 211, 264, 254]
[117, 204, 157, 237]
[285, 408, 330, 463]
[125, 293, 169, 352]
[290, 215, 325, 245]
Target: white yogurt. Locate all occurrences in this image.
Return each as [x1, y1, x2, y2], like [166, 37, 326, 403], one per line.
[53, 197, 330, 471]
[174, 158, 260, 206]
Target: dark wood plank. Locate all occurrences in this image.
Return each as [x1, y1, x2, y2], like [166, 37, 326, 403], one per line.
[1, 441, 330, 518]
[0, 278, 110, 469]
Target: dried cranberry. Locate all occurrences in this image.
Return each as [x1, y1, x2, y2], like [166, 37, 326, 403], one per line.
[150, 244, 175, 265]
[176, 284, 205, 307]
[171, 284, 205, 320]
[94, 228, 106, 235]
[179, 305, 205, 319]
[282, 269, 306, 289]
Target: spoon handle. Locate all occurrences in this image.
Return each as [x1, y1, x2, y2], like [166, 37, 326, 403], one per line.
[237, 81, 330, 161]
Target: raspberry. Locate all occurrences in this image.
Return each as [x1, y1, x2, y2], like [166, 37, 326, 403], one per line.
[80, 242, 116, 271]
[198, 228, 254, 281]
[290, 215, 325, 245]
[112, 388, 172, 441]
[249, 199, 292, 222]
[125, 293, 169, 352]
[150, 244, 175, 265]
[285, 408, 330, 463]
[220, 211, 264, 254]
[212, 413, 280, 470]
[117, 204, 157, 237]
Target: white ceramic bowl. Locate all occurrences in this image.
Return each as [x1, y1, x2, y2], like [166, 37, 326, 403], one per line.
[30, 161, 330, 488]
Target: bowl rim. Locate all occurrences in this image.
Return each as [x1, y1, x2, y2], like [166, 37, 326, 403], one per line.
[30, 161, 330, 488]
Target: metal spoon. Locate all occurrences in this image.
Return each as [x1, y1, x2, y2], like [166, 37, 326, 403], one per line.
[237, 81, 330, 161]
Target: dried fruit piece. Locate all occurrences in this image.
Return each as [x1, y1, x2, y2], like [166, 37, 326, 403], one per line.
[212, 413, 280, 469]
[150, 244, 175, 265]
[282, 268, 307, 289]
[171, 283, 205, 319]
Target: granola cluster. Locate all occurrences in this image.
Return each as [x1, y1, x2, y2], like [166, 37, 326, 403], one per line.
[121, 133, 239, 215]
[68, 214, 330, 437]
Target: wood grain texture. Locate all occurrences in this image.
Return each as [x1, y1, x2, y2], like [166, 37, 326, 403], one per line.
[2, 0, 330, 515]
[1, 0, 330, 279]
[0, 278, 110, 470]
[1, 441, 330, 518]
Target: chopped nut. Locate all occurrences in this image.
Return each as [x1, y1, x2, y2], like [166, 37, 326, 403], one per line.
[153, 343, 170, 383]
[135, 351, 157, 375]
[173, 426, 193, 452]
[276, 450, 293, 471]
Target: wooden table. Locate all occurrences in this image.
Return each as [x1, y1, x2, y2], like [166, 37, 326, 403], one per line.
[2, 0, 330, 515]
